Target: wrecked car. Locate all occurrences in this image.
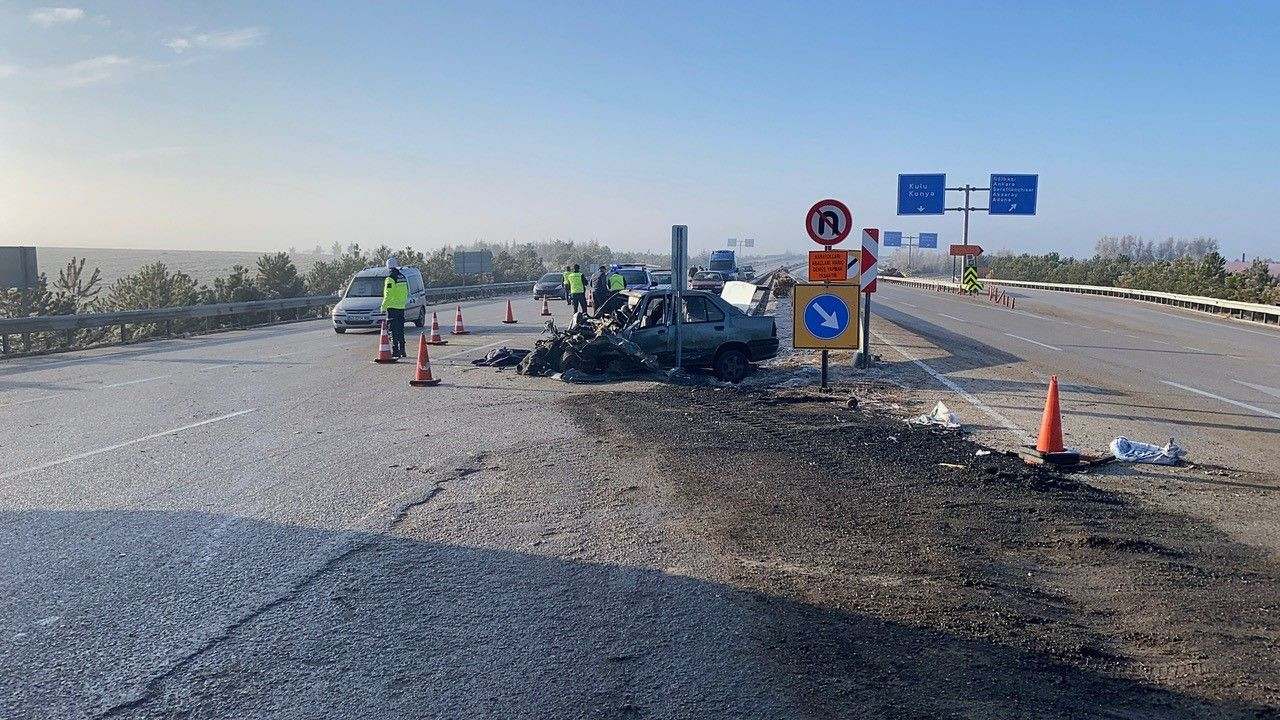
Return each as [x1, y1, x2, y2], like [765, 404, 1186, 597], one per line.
[595, 289, 779, 382]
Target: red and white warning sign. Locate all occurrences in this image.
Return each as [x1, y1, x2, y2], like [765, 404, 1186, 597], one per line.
[860, 228, 879, 293]
[805, 199, 853, 246]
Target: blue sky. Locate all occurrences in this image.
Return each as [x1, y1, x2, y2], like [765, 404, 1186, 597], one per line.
[3, 1, 1278, 258]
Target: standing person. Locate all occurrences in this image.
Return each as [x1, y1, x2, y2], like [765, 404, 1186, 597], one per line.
[563, 266, 574, 306]
[591, 264, 609, 311]
[607, 266, 626, 295]
[381, 257, 409, 358]
[565, 264, 587, 314]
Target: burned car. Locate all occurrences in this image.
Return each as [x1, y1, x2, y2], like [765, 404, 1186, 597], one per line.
[592, 289, 778, 382]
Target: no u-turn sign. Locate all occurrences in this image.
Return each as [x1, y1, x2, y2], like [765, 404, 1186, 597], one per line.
[806, 199, 853, 246]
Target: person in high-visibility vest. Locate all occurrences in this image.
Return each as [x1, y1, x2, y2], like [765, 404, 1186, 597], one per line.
[381, 257, 409, 357]
[565, 264, 587, 314]
[607, 268, 625, 293]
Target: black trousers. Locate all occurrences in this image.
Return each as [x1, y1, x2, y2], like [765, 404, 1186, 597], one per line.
[387, 308, 406, 356]
[571, 293, 587, 314]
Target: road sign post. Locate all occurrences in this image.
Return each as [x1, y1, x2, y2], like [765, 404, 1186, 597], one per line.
[671, 225, 688, 369]
[858, 229, 878, 369]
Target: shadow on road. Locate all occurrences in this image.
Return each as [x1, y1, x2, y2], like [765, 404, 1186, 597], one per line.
[3, 509, 1273, 719]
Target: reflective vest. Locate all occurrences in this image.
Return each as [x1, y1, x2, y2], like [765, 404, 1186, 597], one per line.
[381, 273, 409, 310]
[565, 272, 586, 294]
[607, 272, 625, 291]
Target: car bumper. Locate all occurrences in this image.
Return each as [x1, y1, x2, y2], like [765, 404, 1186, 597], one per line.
[748, 337, 780, 361]
[534, 288, 567, 299]
[333, 313, 386, 328]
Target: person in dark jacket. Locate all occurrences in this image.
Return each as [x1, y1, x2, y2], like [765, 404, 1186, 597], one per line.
[591, 264, 609, 311]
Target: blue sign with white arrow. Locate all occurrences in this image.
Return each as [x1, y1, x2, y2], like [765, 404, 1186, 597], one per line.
[803, 293, 851, 341]
[918, 232, 938, 249]
[989, 174, 1038, 215]
[897, 173, 946, 215]
[882, 231, 903, 247]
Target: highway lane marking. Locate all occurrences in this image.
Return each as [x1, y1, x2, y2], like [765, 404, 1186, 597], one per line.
[1161, 381, 1280, 421]
[1124, 334, 1141, 340]
[1003, 333, 1064, 352]
[197, 350, 307, 372]
[434, 340, 508, 361]
[1183, 346, 1205, 352]
[937, 313, 969, 323]
[1151, 339, 1170, 345]
[0, 409, 259, 481]
[103, 375, 170, 388]
[1232, 379, 1280, 400]
[871, 329, 1034, 444]
[1080, 325, 1095, 330]
[897, 302, 919, 308]
[1097, 329, 1114, 334]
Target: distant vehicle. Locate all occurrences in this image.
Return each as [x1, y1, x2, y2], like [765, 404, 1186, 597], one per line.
[595, 289, 779, 383]
[739, 265, 756, 281]
[614, 264, 652, 290]
[332, 266, 427, 333]
[881, 267, 904, 278]
[690, 270, 726, 293]
[648, 268, 672, 289]
[708, 249, 737, 280]
[533, 272, 566, 300]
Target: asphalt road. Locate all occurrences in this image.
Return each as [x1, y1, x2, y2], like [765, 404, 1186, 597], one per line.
[0, 294, 794, 718]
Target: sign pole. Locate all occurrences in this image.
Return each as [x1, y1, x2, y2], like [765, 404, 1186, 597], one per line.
[671, 225, 688, 369]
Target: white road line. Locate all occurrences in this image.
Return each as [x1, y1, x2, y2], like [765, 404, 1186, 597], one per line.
[871, 329, 1034, 444]
[937, 313, 969, 323]
[1162, 381, 1280, 421]
[1182, 346, 1205, 352]
[0, 395, 53, 409]
[197, 349, 308, 372]
[1098, 329, 1114, 334]
[103, 375, 169, 389]
[1003, 333, 1064, 352]
[1232, 379, 1280, 400]
[0, 409, 259, 481]
[1151, 339, 1170, 345]
[898, 302, 918, 308]
[1080, 325, 1095, 330]
[1124, 334, 1141, 340]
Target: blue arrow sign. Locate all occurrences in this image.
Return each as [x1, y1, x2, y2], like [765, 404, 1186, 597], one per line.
[918, 232, 938, 249]
[897, 173, 946, 215]
[803, 293, 851, 341]
[989, 174, 1038, 215]
[882, 231, 903, 247]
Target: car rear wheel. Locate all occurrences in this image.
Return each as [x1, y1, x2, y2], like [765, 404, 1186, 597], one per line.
[714, 347, 749, 384]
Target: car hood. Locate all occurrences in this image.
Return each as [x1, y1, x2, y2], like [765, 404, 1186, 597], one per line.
[335, 297, 383, 312]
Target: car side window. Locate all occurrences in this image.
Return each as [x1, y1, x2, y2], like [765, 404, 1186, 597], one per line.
[409, 274, 424, 293]
[639, 297, 667, 328]
[682, 296, 714, 323]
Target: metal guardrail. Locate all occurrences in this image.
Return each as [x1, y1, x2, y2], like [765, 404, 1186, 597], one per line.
[0, 280, 535, 356]
[879, 276, 1280, 326]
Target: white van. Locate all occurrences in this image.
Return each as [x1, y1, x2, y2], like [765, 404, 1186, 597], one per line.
[331, 266, 427, 333]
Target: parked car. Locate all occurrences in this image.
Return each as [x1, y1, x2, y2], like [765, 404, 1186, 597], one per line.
[690, 270, 726, 293]
[595, 289, 779, 383]
[331, 266, 427, 333]
[739, 265, 756, 281]
[533, 272, 567, 300]
[648, 268, 672, 289]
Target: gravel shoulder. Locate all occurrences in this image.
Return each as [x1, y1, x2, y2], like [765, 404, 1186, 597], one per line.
[571, 382, 1280, 718]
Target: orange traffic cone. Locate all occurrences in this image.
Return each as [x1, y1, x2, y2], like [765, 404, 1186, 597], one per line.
[426, 311, 448, 345]
[409, 334, 442, 386]
[501, 299, 518, 324]
[1035, 375, 1065, 453]
[540, 297, 552, 316]
[373, 319, 397, 363]
[451, 304, 470, 335]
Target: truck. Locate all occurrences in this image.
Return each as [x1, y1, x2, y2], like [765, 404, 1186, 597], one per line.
[708, 249, 737, 280]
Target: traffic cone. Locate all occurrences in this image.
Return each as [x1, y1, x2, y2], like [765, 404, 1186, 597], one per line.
[1035, 375, 1065, 453]
[373, 320, 397, 363]
[409, 334, 442, 387]
[451, 304, 470, 335]
[501, 299, 518, 324]
[426, 311, 448, 345]
[540, 297, 552, 316]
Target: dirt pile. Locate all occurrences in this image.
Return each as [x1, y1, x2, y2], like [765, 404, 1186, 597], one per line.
[572, 384, 1280, 717]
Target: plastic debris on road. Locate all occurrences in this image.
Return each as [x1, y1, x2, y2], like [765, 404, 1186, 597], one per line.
[518, 316, 663, 381]
[1109, 437, 1186, 465]
[911, 401, 961, 428]
[470, 347, 530, 367]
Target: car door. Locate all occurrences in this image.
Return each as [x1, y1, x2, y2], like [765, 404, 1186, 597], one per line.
[624, 294, 673, 364]
[676, 294, 727, 365]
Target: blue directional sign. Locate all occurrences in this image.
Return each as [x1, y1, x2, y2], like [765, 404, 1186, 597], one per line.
[989, 174, 1038, 215]
[882, 231, 903, 247]
[803, 293, 851, 340]
[918, 232, 938, 249]
[897, 173, 946, 215]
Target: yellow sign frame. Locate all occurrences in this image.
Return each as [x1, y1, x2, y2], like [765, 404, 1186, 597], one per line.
[792, 283, 862, 350]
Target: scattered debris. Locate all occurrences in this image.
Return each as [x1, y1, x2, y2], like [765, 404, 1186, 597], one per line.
[518, 315, 663, 381]
[938, 462, 966, 469]
[1110, 436, 1186, 465]
[975, 449, 992, 456]
[470, 347, 529, 367]
[911, 401, 961, 428]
